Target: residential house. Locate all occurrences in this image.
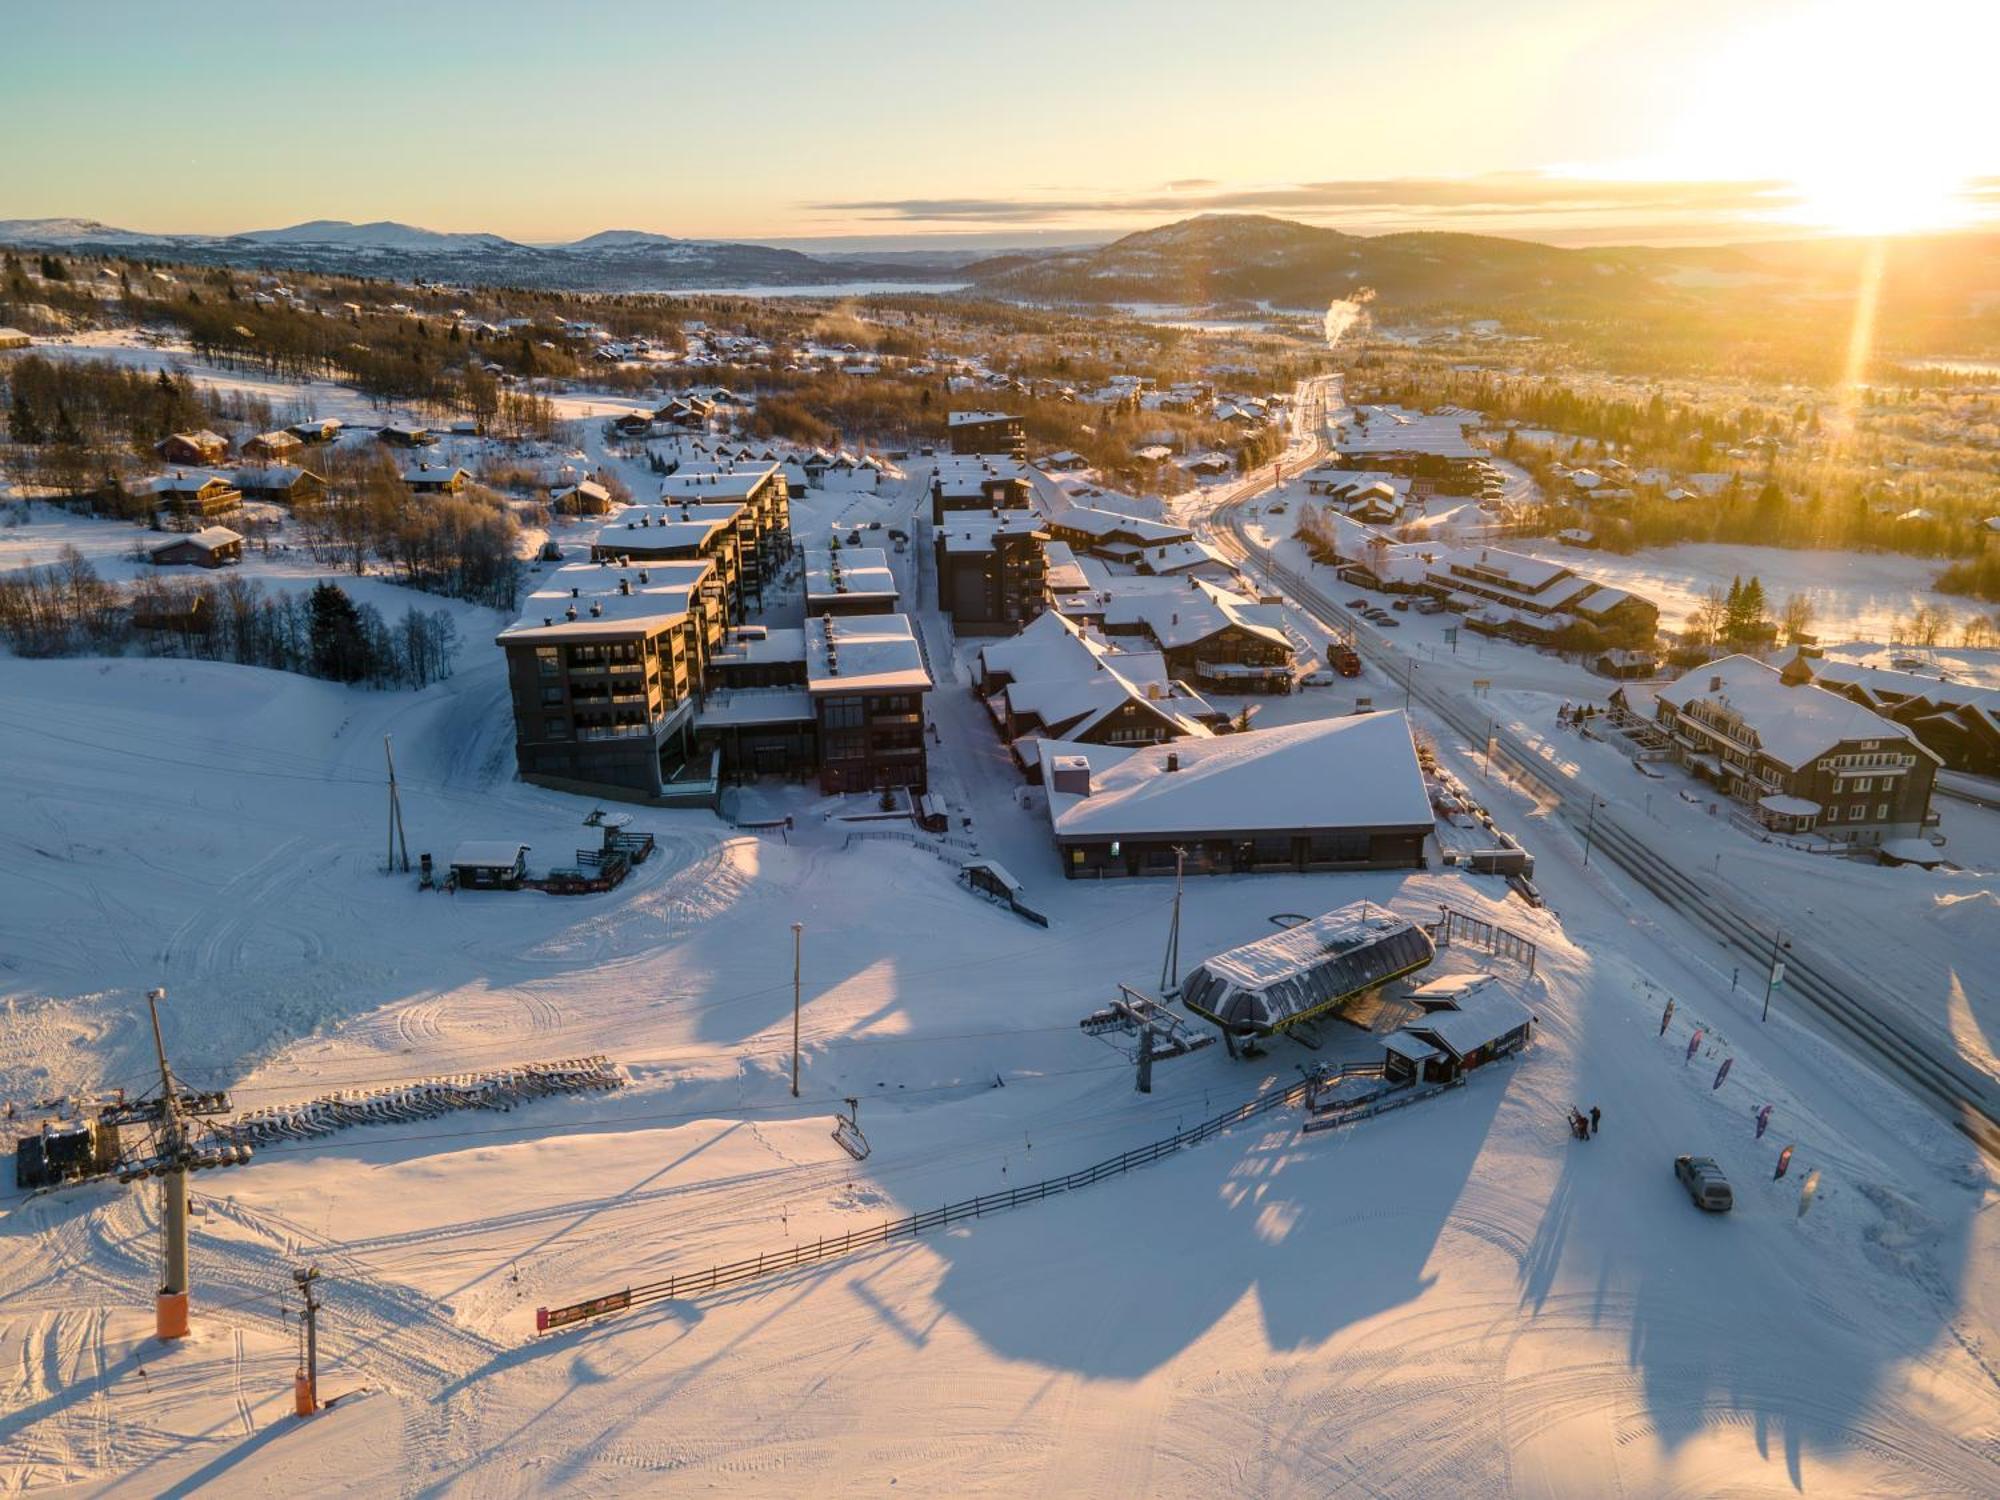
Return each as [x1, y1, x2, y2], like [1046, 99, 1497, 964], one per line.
[241, 430, 303, 462]
[404, 462, 471, 495]
[233, 465, 325, 505]
[148, 526, 244, 568]
[156, 430, 228, 466]
[1650, 653, 1940, 843]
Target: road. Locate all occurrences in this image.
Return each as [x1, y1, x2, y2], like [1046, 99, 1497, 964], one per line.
[1196, 377, 2000, 1161]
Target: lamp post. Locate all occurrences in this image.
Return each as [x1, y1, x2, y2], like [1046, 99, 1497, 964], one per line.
[790, 922, 803, 1098]
[1582, 796, 1606, 868]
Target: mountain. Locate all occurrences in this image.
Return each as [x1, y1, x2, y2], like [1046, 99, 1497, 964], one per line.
[964, 213, 1635, 311]
[0, 217, 167, 248]
[236, 220, 527, 253]
[0, 217, 960, 291]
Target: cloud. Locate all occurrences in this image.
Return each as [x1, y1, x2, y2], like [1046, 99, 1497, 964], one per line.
[1165, 178, 1219, 191]
[812, 173, 1804, 225]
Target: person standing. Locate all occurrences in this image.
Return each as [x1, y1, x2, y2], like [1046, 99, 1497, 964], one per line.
[1589, 1105, 1601, 1136]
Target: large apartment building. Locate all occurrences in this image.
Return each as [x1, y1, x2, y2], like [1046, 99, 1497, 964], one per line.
[1651, 653, 1940, 844]
[946, 410, 1025, 460]
[933, 514, 1049, 634]
[498, 556, 723, 798]
[655, 462, 791, 609]
[928, 456, 1032, 525]
[806, 614, 932, 794]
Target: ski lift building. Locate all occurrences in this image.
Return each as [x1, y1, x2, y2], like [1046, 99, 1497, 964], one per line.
[1180, 903, 1435, 1040]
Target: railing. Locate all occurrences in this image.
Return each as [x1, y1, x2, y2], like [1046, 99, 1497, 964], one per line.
[1429, 904, 1539, 975]
[537, 1069, 1325, 1332]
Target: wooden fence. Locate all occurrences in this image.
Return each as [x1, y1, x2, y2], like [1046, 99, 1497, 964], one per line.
[537, 1070, 1319, 1332]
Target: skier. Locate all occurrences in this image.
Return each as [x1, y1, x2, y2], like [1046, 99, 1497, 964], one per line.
[1589, 1105, 1601, 1136]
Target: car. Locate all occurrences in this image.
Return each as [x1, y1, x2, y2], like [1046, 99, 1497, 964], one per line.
[1392, 599, 1411, 612]
[1299, 670, 1338, 686]
[868, 520, 882, 529]
[1378, 616, 1402, 627]
[1674, 1155, 1734, 1212]
[1347, 597, 1369, 609]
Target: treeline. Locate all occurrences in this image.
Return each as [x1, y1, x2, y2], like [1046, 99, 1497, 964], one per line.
[0, 549, 459, 687]
[289, 448, 522, 608]
[3, 355, 272, 489]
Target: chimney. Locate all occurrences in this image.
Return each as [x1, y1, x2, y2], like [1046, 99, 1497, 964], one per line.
[1051, 754, 1092, 797]
[1165, 751, 1180, 773]
[589, 601, 603, 617]
[543, 617, 553, 627]
[565, 605, 577, 621]
[639, 569, 650, 584]
[1710, 674, 1723, 693]
[619, 578, 631, 595]
[570, 586, 580, 597]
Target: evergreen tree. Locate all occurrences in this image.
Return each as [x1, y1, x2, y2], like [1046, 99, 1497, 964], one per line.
[307, 581, 371, 682]
[8, 389, 41, 445]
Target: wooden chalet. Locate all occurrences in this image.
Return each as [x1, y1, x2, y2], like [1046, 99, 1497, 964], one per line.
[156, 430, 228, 466]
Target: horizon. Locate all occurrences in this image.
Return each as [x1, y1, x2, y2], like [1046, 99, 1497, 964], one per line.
[6, 0, 1996, 248]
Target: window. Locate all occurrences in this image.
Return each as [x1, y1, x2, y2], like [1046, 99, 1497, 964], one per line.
[1877, 803, 1890, 821]
[544, 716, 570, 739]
[821, 696, 864, 730]
[536, 646, 560, 678]
[1851, 777, 1871, 793]
[540, 685, 564, 706]
[1847, 804, 1864, 821]
[824, 731, 865, 761]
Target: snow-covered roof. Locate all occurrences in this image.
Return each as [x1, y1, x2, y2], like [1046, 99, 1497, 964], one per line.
[1656, 654, 1932, 770]
[500, 556, 715, 645]
[553, 479, 612, 504]
[451, 841, 527, 869]
[233, 464, 318, 488]
[150, 525, 241, 555]
[948, 410, 1017, 427]
[403, 462, 469, 485]
[697, 688, 813, 727]
[806, 613, 931, 696]
[1180, 902, 1437, 1034]
[1338, 406, 1483, 460]
[1094, 577, 1290, 653]
[658, 461, 781, 503]
[1041, 711, 1431, 841]
[709, 625, 806, 669]
[146, 471, 233, 495]
[805, 547, 897, 605]
[1406, 988, 1535, 1059]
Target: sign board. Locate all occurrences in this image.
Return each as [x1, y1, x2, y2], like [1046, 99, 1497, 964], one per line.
[1769, 961, 1787, 990]
[1472, 678, 1492, 695]
[537, 1289, 632, 1332]
[1443, 627, 1459, 645]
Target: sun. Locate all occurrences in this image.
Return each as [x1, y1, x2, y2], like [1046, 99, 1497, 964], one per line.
[1647, 0, 1995, 238]
[1785, 156, 1974, 238]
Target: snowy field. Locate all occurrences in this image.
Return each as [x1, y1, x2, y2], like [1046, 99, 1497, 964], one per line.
[1530, 542, 1964, 641]
[1, 369, 1995, 1496]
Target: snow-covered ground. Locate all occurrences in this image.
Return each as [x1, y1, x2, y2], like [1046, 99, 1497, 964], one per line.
[2, 369, 1995, 1496]
[1535, 542, 1965, 641]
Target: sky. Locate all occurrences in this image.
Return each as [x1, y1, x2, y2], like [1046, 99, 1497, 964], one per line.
[3, 0, 1996, 248]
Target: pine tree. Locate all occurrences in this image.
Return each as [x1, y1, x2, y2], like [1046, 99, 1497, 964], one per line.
[307, 582, 371, 682]
[8, 389, 41, 445]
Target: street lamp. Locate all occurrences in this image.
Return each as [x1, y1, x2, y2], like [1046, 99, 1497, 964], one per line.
[1582, 796, 1607, 868]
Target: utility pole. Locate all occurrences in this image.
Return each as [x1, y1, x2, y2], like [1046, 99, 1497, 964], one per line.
[1582, 797, 1603, 868]
[1761, 928, 1786, 1023]
[383, 735, 409, 874]
[292, 1266, 322, 1417]
[790, 922, 803, 1098]
[1160, 847, 1185, 995]
[146, 988, 190, 1342]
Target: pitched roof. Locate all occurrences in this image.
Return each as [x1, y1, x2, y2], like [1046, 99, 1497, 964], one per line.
[1656, 653, 1933, 769]
[1041, 711, 1432, 839]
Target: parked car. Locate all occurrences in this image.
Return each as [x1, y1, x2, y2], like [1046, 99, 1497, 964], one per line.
[1378, 616, 1402, 627]
[1347, 597, 1369, 609]
[1299, 670, 1338, 687]
[1392, 599, 1411, 612]
[1674, 1155, 1734, 1212]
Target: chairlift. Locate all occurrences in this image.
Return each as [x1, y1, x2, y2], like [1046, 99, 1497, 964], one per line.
[831, 1097, 871, 1161]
